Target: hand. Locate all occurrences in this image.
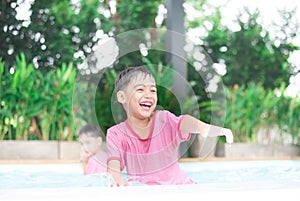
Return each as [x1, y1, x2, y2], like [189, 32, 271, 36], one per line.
[222, 128, 233, 144]
[108, 182, 132, 187]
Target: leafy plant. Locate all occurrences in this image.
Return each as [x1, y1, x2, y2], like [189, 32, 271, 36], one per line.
[224, 82, 300, 143]
[0, 54, 77, 140]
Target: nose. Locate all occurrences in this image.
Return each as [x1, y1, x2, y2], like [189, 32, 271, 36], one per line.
[144, 88, 152, 98]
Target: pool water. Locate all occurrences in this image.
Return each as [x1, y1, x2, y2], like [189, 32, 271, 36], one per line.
[184, 160, 300, 184]
[1, 160, 300, 189]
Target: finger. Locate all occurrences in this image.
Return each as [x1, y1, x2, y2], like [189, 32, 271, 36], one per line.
[108, 183, 118, 187]
[125, 182, 132, 186]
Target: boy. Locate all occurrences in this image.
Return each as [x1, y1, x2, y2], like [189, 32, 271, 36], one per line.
[78, 124, 107, 175]
[107, 66, 233, 185]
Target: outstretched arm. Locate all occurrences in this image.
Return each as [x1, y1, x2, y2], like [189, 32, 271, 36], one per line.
[180, 115, 233, 143]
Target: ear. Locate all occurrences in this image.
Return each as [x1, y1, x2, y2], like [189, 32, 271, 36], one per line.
[117, 91, 126, 104]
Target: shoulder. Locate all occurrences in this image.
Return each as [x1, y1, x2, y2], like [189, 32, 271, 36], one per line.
[155, 110, 184, 129]
[107, 121, 126, 134]
[154, 110, 174, 117]
[106, 121, 127, 142]
[155, 110, 179, 119]
[154, 110, 182, 127]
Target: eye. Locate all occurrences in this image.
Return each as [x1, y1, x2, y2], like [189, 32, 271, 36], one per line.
[136, 88, 144, 92]
[151, 88, 157, 93]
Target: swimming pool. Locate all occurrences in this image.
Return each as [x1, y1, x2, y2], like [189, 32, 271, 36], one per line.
[1, 160, 300, 201]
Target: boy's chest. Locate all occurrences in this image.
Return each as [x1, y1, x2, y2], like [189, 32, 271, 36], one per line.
[123, 128, 178, 154]
[131, 126, 151, 139]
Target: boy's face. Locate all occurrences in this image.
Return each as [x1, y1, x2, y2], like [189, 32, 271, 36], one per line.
[118, 74, 157, 120]
[79, 135, 102, 157]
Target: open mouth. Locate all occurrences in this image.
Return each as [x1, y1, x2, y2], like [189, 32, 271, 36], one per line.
[139, 102, 152, 110]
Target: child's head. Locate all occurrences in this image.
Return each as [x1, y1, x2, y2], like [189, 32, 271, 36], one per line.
[115, 66, 157, 119]
[78, 125, 103, 156]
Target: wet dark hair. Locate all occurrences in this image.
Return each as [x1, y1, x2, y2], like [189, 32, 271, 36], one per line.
[115, 66, 155, 92]
[78, 125, 102, 138]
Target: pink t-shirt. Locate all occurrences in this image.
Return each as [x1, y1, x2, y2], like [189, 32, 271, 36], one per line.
[85, 151, 107, 175]
[106, 110, 194, 185]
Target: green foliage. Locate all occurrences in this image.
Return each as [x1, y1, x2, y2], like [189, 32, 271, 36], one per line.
[95, 68, 118, 132]
[0, 55, 197, 141]
[185, 0, 299, 90]
[0, 54, 77, 140]
[0, 0, 162, 70]
[115, 0, 162, 32]
[224, 83, 300, 143]
[203, 8, 295, 90]
[0, 0, 113, 69]
[0, 0, 27, 68]
[185, 0, 300, 144]
[273, 86, 300, 141]
[29, 0, 114, 69]
[1, 55, 299, 143]
[1, 0, 300, 146]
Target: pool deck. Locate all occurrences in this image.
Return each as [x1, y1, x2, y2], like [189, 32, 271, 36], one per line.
[1, 181, 300, 201]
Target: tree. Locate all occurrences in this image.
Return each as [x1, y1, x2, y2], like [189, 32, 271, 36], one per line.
[272, 8, 300, 76]
[0, 0, 27, 68]
[0, 0, 114, 69]
[203, 8, 297, 89]
[25, 0, 113, 69]
[0, 0, 163, 70]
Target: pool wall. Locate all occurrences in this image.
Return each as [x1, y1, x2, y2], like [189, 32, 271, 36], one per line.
[219, 143, 299, 158]
[0, 140, 81, 160]
[0, 140, 298, 160]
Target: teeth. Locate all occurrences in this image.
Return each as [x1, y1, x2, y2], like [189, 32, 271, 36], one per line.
[140, 102, 151, 107]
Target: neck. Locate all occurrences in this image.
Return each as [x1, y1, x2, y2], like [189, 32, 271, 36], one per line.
[127, 115, 154, 139]
[127, 115, 151, 129]
[92, 148, 103, 155]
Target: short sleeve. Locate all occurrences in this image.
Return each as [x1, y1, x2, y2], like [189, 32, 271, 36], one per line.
[165, 111, 191, 141]
[106, 127, 125, 170]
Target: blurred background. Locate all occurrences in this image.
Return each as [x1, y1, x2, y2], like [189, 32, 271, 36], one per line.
[0, 0, 299, 158]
